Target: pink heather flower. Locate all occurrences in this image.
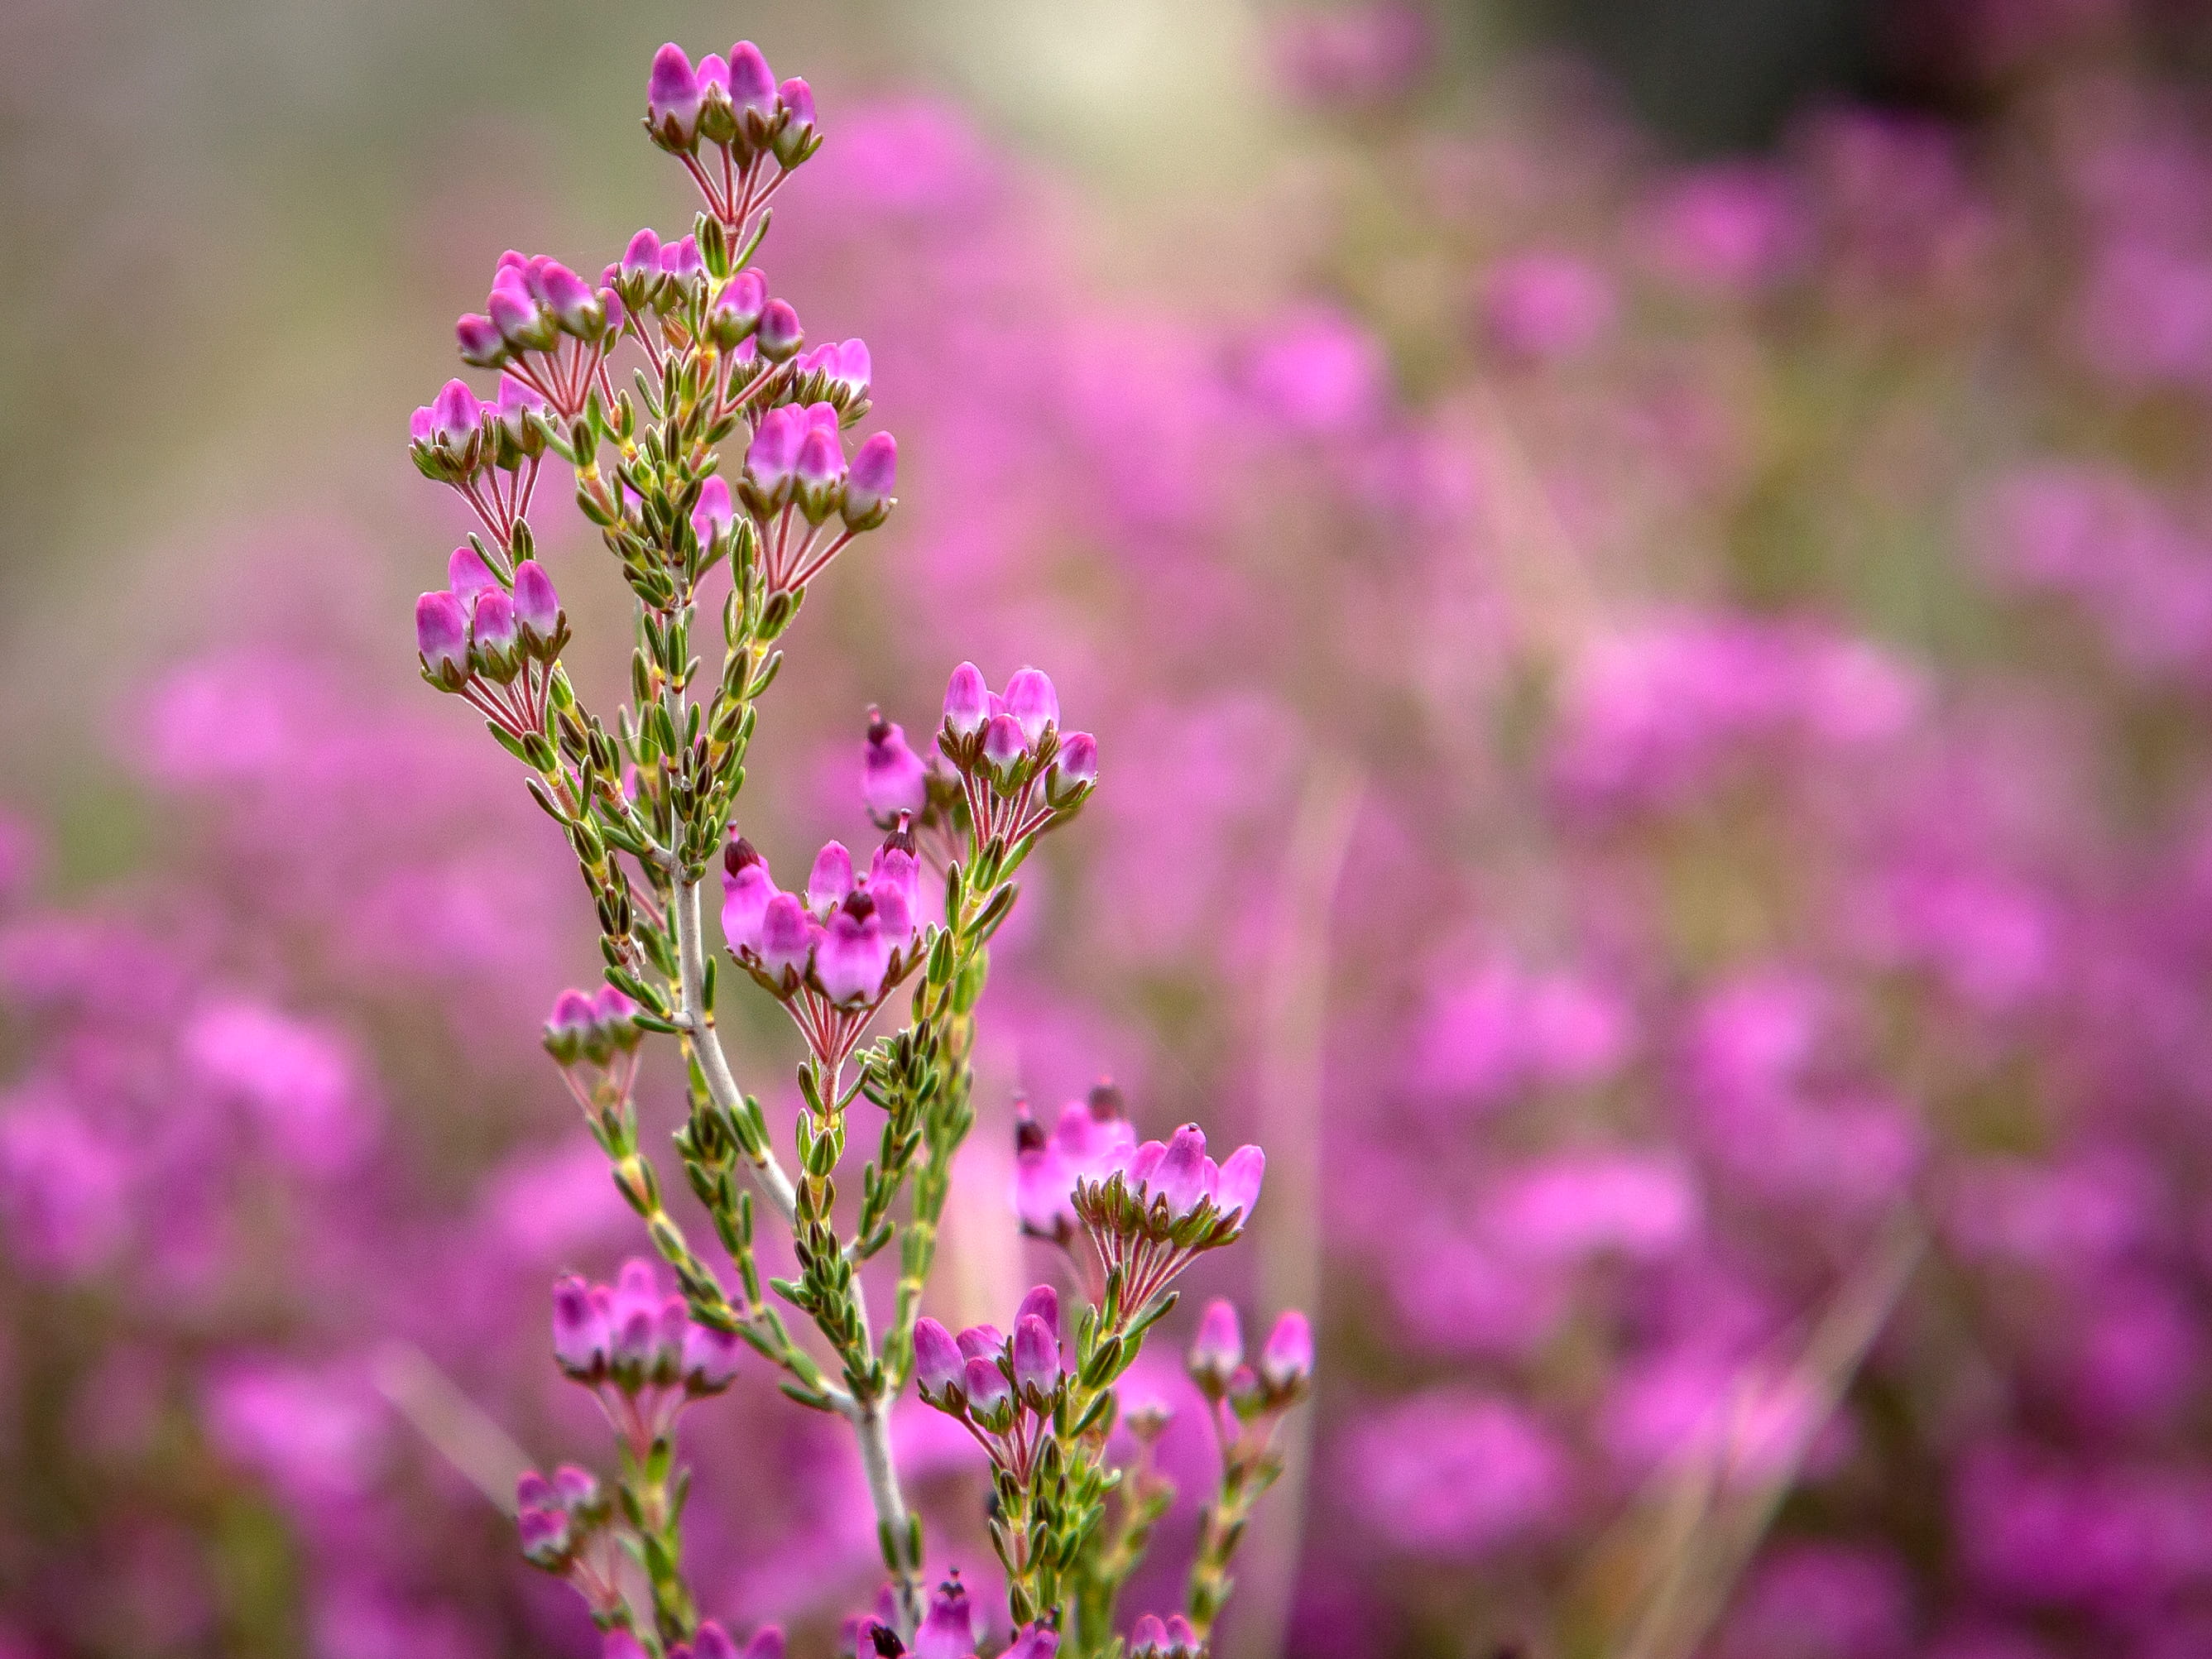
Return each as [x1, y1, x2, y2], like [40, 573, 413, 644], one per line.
[446, 544, 498, 602]
[981, 713, 1029, 776]
[843, 432, 897, 527]
[552, 1273, 609, 1377]
[816, 894, 891, 1005]
[512, 560, 560, 645]
[682, 1321, 743, 1393]
[914, 1577, 981, 1659]
[1149, 1124, 1212, 1215]
[712, 270, 768, 343]
[692, 474, 736, 544]
[487, 280, 540, 348]
[805, 841, 855, 914]
[415, 592, 469, 678]
[660, 235, 703, 285]
[495, 373, 548, 442]
[832, 338, 871, 396]
[428, 379, 481, 446]
[0, 1095, 127, 1276]
[911, 1317, 964, 1397]
[757, 893, 817, 985]
[455, 312, 503, 364]
[1643, 163, 1807, 296]
[779, 77, 816, 133]
[957, 1324, 1005, 1361]
[1002, 668, 1059, 746]
[861, 709, 928, 820]
[1013, 1313, 1062, 1398]
[1216, 1144, 1264, 1220]
[721, 837, 776, 951]
[746, 405, 805, 493]
[793, 423, 847, 518]
[962, 1358, 1013, 1423]
[727, 41, 777, 124]
[1015, 1283, 1059, 1335]
[1259, 1310, 1313, 1391]
[1188, 1299, 1245, 1388]
[470, 588, 518, 656]
[756, 299, 804, 361]
[1481, 252, 1618, 363]
[943, 662, 991, 737]
[1003, 1628, 1058, 1659]
[620, 227, 661, 280]
[647, 43, 703, 147]
[1054, 731, 1098, 788]
[866, 842, 919, 942]
[534, 260, 597, 335]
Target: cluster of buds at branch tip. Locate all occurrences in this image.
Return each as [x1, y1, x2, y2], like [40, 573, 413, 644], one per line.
[409, 375, 549, 549]
[1187, 1302, 1312, 1421]
[1014, 1083, 1137, 1249]
[455, 250, 621, 424]
[722, 824, 924, 1073]
[737, 402, 899, 599]
[415, 548, 569, 742]
[545, 985, 643, 1113]
[856, 1572, 1058, 1659]
[552, 1259, 744, 1455]
[939, 665, 1096, 851]
[517, 1465, 628, 1618]
[910, 1286, 1068, 1474]
[1069, 1124, 1264, 1311]
[646, 42, 821, 229]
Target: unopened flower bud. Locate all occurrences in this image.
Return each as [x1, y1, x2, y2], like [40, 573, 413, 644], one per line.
[1013, 1313, 1061, 1400]
[756, 299, 804, 362]
[807, 841, 855, 913]
[1053, 731, 1098, 794]
[746, 405, 804, 498]
[1129, 1616, 1168, 1657]
[1015, 1283, 1060, 1336]
[692, 1623, 738, 1659]
[711, 270, 768, 347]
[455, 312, 506, 367]
[471, 588, 520, 675]
[981, 712, 1029, 779]
[416, 591, 470, 686]
[648, 43, 704, 151]
[487, 280, 542, 350]
[621, 227, 663, 281]
[793, 424, 847, 522]
[728, 41, 777, 130]
[1188, 1299, 1243, 1391]
[538, 261, 602, 338]
[512, 561, 562, 652]
[758, 893, 816, 986]
[1259, 1309, 1313, 1393]
[1004, 668, 1059, 746]
[832, 338, 871, 397]
[772, 78, 819, 167]
[943, 662, 991, 738]
[429, 379, 482, 448]
[449, 544, 498, 602]
[911, 1316, 964, 1398]
[695, 53, 737, 145]
[1152, 1124, 1212, 1216]
[544, 988, 597, 1065]
[842, 432, 897, 530]
[741, 1630, 785, 1659]
[661, 235, 704, 287]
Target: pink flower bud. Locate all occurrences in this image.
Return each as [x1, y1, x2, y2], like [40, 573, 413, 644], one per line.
[538, 261, 601, 337]
[956, 1324, 1005, 1361]
[692, 1624, 738, 1659]
[773, 78, 819, 166]
[1130, 1617, 1168, 1657]
[746, 405, 805, 495]
[843, 432, 897, 529]
[496, 374, 549, 446]
[756, 299, 804, 362]
[695, 52, 731, 95]
[712, 270, 769, 345]
[794, 424, 847, 520]
[1054, 731, 1098, 789]
[471, 588, 519, 657]
[648, 43, 704, 148]
[911, 1316, 964, 1397]
[448, 544, 498, 602]
[728, 41, 777, 123]
[1003, 1627, 1058, 1659]
[415, 591, 469, 681]
[683, 1322, 743, 1393]
[943, 663, 991, 737]
[1013, 1313, 1061, 1398]
[818, 896, 890, 1005]
[487, 281, 540, 349]
[742, 1630, 784, 1659]
[430, 379, 482, 447]
[1188, 1299, 1243, 1388]
[543, 988, 597, 1063]
[1216, 1144, 1264, 1222]
[1164, 1618, 1198, 1657]
[1127, 1139, 1167, 1189]
[1016, 1283, 1060, 1336]
[834, 338, 871, 396]
[513, 560, 561, 651]
[805, 841, 855, 913]
[981, 712, 1029, 777]
[779, 78, 817, 131]
[757, 894, 816, 986]
[692, 474, 736, 544]
[621, 227, 662, 280]
[552, 1273, 608, 1376]
[1259, 1309, 1312, 1391]
[1152, 1124, 1212, 1215]
[1003, 668, 1059, 746]
[961, 1357, 1011, 1419]
[455, 312, 505, 366]
[862, 710, 928, 820]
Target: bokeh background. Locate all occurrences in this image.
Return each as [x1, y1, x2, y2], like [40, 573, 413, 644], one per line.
[8, 0, 2212, 1654]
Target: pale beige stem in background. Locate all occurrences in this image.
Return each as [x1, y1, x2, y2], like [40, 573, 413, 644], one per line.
[1231, 760, 1362, 1659]
[373, 1340, 535, 1513]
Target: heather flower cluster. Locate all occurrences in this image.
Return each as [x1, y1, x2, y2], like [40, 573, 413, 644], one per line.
[395, 36, 1302, 1659]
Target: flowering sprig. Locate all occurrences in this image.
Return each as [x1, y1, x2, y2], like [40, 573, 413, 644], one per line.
[407, 36, 1300, 1658]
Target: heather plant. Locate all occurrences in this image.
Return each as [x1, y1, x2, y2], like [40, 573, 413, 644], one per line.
[405, 40, 1304, 1659]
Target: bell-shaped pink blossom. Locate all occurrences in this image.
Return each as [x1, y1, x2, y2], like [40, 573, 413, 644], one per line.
[621, 227, 662, 280]
[757, 893, 817, 985]
[756, 299, 804, 361]
[682, 1322, 743, 1393]
[817, 894, 890, 1005]
[1013, 1313, 1061, 1398]
[1188, 1300, 1244, 1388]
[415, 591, 469, 678]
[1054, 731, 1098, 789]
[1259, 1310, 1313, 1390]
[648, 43, 704, 146]
[512, 561, 561, 647]
[552, 1273, 609, 1377]
[862, 710, 928, 819]
[805, 841, 855, 913]
[844, 432, 897, 528]
[1003, 668, 1058, 746]
[746, 405, 805, 492]
[943, 662, 991, 737]
[722, 837, 776, 952]
[429, 379, 481, 447]
[981, 712, 1029, 776]
[728, 41, 777, 122]
[911, 1318, 965, 1398]
[448, 544, 498, 602]
[961, 1357, 1011, 1420]
[692, 474, 736, 545]
[455, 312, 504, 364]
[471, 589, 519, 658]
